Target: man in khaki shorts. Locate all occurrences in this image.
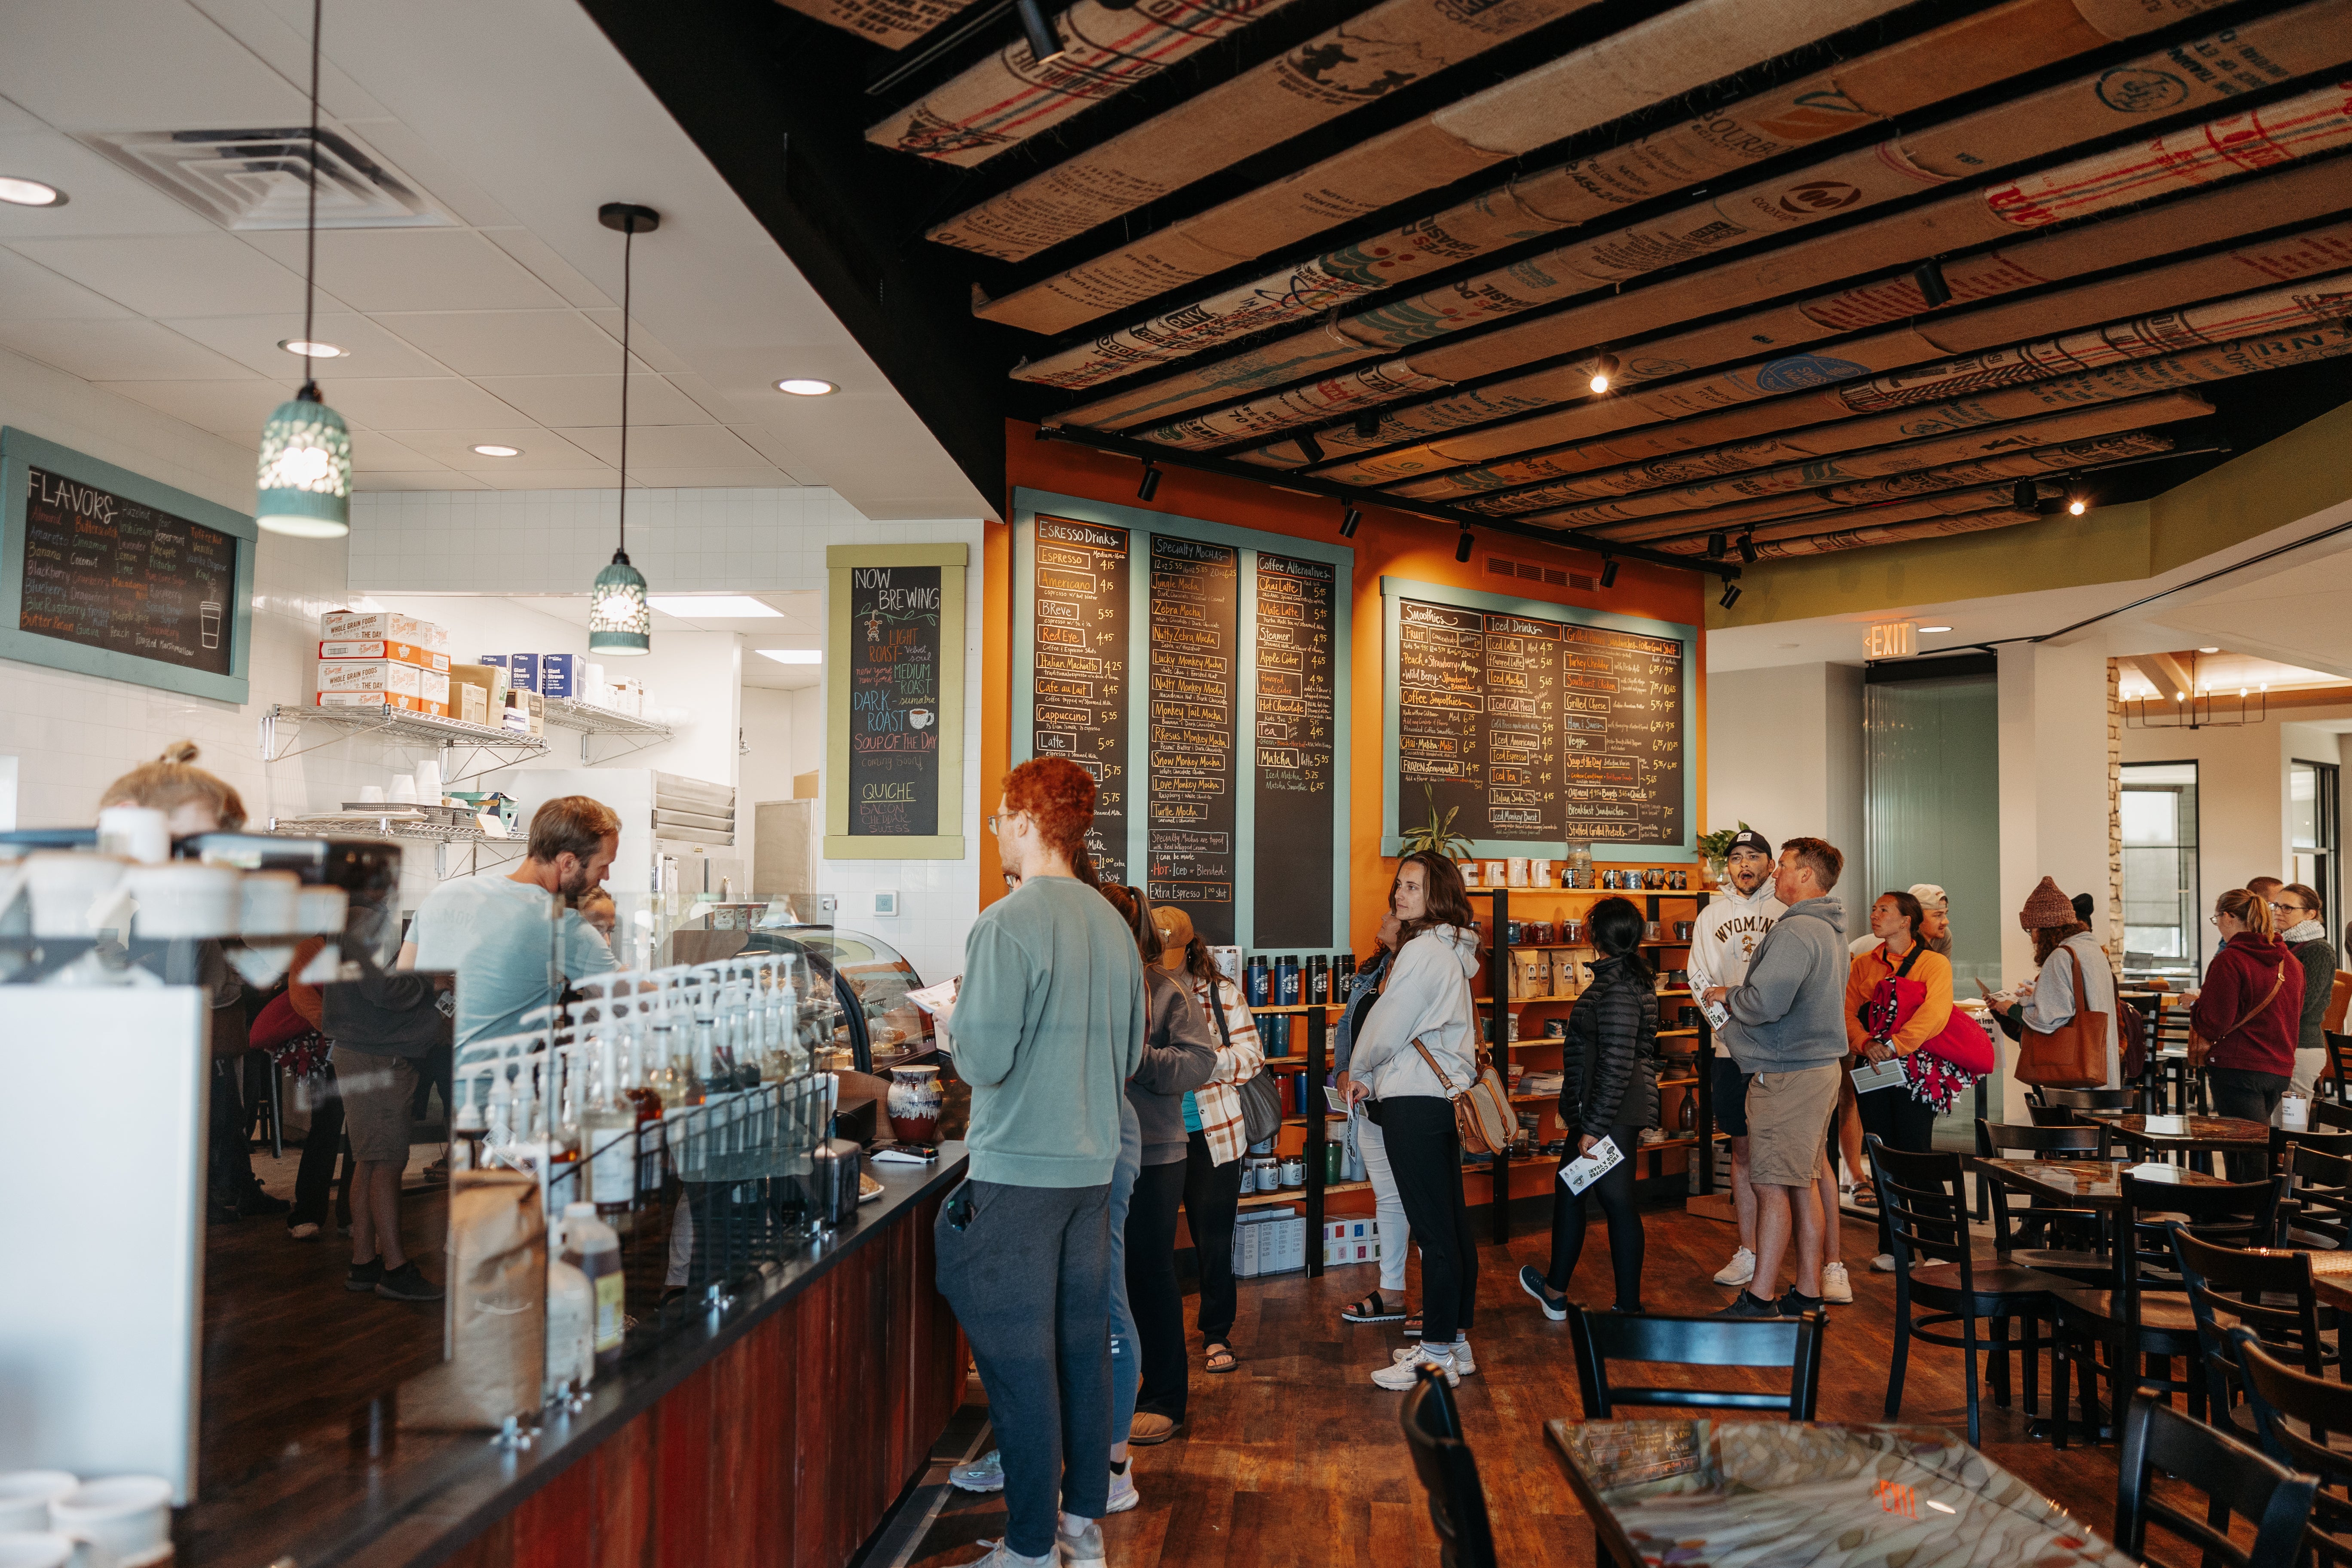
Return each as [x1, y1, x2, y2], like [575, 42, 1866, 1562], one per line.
[1702, 838, 1849, 1318]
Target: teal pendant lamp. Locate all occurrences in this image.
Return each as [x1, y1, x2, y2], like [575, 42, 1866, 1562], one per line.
[254, 0, 352, 539]
[588, 202, 659, 657]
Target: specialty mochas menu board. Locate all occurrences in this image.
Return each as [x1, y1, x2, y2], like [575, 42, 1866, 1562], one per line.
[19, 464, 235, 676]
[845, 564, 945, 836]
[1252, 552, 1336, 948]
[1145, 536, 1238, 944]
[1396, 595, 1684, 846]
[1031, 517, 1131, 885]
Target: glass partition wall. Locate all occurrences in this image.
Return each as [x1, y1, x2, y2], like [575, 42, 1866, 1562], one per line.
[2120, 761, 2199, 982]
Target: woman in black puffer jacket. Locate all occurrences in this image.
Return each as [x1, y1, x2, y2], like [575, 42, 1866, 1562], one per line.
[1521, 896, 1659, 1319]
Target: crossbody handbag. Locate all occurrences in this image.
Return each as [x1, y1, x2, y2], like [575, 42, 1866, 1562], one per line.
[1412, 1035, 1515, 1155]
[2016, 947, 2109, 1089]
[2188, 960, 2289, 1072]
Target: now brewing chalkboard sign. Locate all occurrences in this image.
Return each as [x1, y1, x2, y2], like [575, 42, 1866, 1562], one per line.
[2, 428, 255, 703]
[824, 544, 968, 859]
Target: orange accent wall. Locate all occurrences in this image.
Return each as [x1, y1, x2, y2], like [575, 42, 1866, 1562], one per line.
[986, 421, 1709, 953]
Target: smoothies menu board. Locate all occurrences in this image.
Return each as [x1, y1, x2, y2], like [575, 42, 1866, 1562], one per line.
[1252, 552, 1336, 948]
[844, 563, 943, 838]
[1145, 536, 1239, 944]
[18, 463, 236, 677]
[1393, 591, 1686, 847]
[1032, 516, 1131, 885]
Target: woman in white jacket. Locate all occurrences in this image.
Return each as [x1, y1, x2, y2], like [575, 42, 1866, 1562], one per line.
[1344, 851, 1485, 1390]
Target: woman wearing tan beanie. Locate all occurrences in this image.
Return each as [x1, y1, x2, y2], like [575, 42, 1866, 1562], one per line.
[1984, 877, 2119, 1088]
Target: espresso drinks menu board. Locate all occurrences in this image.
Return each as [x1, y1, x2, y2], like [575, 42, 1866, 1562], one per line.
[1032, 516, 1131, 885]
[1395, 593, 1686, 847]
[19, 464, 235, 677]
[1252, 552, 1336, 948]
[1145, 536, 1239, 944]
[845, 564, 943, 837]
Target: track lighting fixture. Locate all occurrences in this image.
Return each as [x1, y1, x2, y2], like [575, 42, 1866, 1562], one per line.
[1355, 412, 1380, 439]
[1704, 531, 1727, 560]
[1455, 530, 1474, 564]
[1588, 352, 1620, 395]
[1014, 0, 1066, 64]
[1137, 462, 1160, 502]
[1598, 556, 1617, 588]
[2065, 474, 2088, 516]
[1340, 506, 1361, 539]
[1295, 431, 1325, 464]
[2011, 479, 2037, 511]
[1736, 531, 1758, 565]
[1912, 257, 1952, 309]
[1719, 577, 1742, 610]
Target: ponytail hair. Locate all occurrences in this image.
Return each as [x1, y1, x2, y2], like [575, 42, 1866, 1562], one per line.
[100, 741, 246, 831]
[2216, 886, 2275, 940]
[1587, 895, 1654, 983]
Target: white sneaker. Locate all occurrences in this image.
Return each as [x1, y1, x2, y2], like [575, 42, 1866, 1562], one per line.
[949, 1449, 1004, 1493]
[959, 1541, 1052, 1568]
[1819, 1262, 1853, 1304]
[1057, 1517, 1106, 1568]
[1713, 1247, 1756, 1286]
[1105, 1464, 1140, 1514]
[1871, 1253, 1898, 1273]
[1373, 1345, 1458, 1389]
[1393, 1337, 1476, 1375]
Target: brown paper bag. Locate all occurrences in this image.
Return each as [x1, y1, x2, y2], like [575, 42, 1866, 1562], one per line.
[401, 1167, 545, 1430]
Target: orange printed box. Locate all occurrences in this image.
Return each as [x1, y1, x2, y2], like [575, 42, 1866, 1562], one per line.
[318, 639, 450, 673]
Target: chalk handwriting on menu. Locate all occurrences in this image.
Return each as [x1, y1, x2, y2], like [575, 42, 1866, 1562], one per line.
[846, 564, 943, 837]
[1030, 517, 1130, 884]
[1396, 595, 1684, 845]
[1253, 551, 1336, 947]
[1145, 535, 1238, 944]
[18, 464, 236, 676]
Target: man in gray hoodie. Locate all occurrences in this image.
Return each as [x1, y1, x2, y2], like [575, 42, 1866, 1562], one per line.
[1701, 837, 1848, 1319]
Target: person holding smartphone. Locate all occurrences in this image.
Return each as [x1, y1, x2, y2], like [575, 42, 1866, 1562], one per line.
[1520, 896, 1658, 1319]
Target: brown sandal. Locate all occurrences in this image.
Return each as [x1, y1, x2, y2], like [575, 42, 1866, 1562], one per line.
[1204, 1342, 1237, 1374]
[1341, 1290, 1406, 1324]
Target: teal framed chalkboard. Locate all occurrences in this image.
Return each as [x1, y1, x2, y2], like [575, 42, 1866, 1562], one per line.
[1, 428, 256, 703]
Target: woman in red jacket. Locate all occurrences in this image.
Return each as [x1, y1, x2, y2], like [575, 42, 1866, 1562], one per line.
[2192, 886, 2305, 1179]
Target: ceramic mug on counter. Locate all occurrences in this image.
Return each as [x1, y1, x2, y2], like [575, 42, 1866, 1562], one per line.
[0, 1476, 77, 1533]
[0, 1535, 76, 1568]
[47, 1477, 171, 1568]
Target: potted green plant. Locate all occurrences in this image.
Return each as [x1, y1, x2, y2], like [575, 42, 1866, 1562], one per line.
[1694, 821, 1751, 890]
[1400, 784, 1475, 863]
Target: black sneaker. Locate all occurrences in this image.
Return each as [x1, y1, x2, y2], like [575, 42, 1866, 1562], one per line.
[1778, 1289, 1825, 1318]
[375, 1261, 444, 1302]
[236, 1188, 291, 1217]
[345, 1258, 385, 1292]
[1715, 1290, 1781, 1319]
[1518, 1266, 1568, 1322]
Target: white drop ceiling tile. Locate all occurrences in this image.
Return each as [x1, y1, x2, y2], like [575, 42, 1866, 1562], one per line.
[0, 92, 43, 131]
[376, 427, 603, 470]
[0, 248, 139, 321]
[348, 433, 441, 473]
[0, 316, 258, 380]
[0, 131, 221, 240]
[472, 373, 707, 427]
[630, 466, 793, 490]
[552, 424, 764, 468]
[722, 420, 813, 476]
[320, 377, 526, 429]
[158, 310, 451, 378]
[579, 310, 691, 374]
[238, 229, 567, 312]
[0, 0, 306, 130]
[479, 230, 612, 310]
[95, 376, 291, 436]
[476, 466, 618, 491]
[5, 233, 309, 318]
[324, 118, 515, 229]
[374, 309, 628, 378]
[353, 470, 491, 492]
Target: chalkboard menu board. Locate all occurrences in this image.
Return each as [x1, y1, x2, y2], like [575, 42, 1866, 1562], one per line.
[1031, 516, 1132, 886]
[1253, 551, 1336, 948]
[844, 564, 943, 837]
[1390, 583, 1687, 851]
[2, 429, 254, 703]
[1145, 536, 1238, 943]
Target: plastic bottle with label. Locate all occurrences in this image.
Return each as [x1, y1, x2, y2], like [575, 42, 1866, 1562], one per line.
[562, 1200, 626, 1372]
[545, 1207, 595, 1397]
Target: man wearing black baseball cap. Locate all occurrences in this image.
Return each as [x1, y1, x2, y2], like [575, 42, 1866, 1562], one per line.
[1687, 827, 1783, 1292]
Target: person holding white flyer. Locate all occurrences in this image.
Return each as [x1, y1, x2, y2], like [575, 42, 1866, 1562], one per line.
[1685, 829, 1783, 1291]
[1520, 896, 1660, 1320]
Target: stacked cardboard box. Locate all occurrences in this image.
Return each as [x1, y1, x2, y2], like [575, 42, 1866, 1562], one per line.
[318, 611, 450, 715]
[1321, 1217, 1382, 1268]
[1232, 1207, 1306, 1278]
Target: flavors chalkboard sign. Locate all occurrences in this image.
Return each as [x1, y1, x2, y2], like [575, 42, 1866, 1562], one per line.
[1145, 534, 1237, 943]
[823, 544, 968, 860]
[1252, 551, 1337, 948]
[1030, 516, 1131, 886]
[1, 428, 254, 702]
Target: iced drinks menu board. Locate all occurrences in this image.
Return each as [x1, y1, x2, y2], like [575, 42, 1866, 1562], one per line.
[1031, 516, 1131, 885]
[1395, 596, 1685, 846]
[1145, 536, 1239, 944]
[18, 463, 236, 677]
[1252, 552, 1336, 948]
[845, 564, 943, 837]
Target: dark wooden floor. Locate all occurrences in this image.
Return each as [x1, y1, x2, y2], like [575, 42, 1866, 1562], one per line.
[904, 1202, 2188, 1568]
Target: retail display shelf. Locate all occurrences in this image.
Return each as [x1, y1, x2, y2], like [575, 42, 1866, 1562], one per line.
[1247, 1002, 1345, 1015]
[539, 695, 675, 739]
[1238, 1185, 1312, 1210]
[260, 703, 551, 771]
[266, 812, 517, 845]
[1658, 1028, 1699, 1038]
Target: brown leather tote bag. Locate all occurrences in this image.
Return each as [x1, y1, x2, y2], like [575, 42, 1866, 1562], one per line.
[2016, 949, 2109, 1089]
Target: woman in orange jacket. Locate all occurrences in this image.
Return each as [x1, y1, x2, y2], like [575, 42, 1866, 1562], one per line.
[1846, 890, 1954, 1270]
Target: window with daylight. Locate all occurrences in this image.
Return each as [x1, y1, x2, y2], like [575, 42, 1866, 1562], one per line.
[2121, 761, 2199, 979]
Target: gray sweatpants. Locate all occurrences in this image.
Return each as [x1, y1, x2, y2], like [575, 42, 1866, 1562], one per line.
[935, 1178, 1113, 1556]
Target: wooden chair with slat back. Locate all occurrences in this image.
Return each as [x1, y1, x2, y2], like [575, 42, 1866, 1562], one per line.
[2267, 1126, 2352, 1180]
[2326, 1029, 2352, 1104]
[2029, 1087, 2138, 1122]
[1975, 1119, 2107, 1281]
[2115, 1391, 2316, 1568]
[2318, 1098, 2352, 1135]
[1567, 1305, 1824, 1420]
[1868, 1137, 2064, 1446]
[2230, 1326, 2352, 1568]
[2279, 1142, 2352, 1251]
[1399, 1365, 1498, 1568]
[2170, 1228, 2328, 1443]
[2046, 1172, 2276, 1451]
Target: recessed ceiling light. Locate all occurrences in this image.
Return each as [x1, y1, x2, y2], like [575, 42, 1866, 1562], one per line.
[756, 649, 821, 665]
[2199, 646, 2220, 653]
[646, 594, 782, 618]
[775, 377, 838, 397]
[1921, 625, 1952, 633]
[279, 338, 345, 358]
[0, 177, 64, 208]
[471, 444, 521, 457]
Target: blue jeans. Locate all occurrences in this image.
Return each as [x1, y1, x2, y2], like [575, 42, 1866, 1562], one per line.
[1107, 1097, 1141, 1443]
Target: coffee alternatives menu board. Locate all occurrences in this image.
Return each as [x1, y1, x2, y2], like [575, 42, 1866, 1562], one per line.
[1388, 580, 1688, 851]
[1032, 516, 1132, 886]
[844, 564, 943, 838]
[1252, 552, 1336, 948]
[21, 464, 234, 676]
[1145, 536, 1239, 943]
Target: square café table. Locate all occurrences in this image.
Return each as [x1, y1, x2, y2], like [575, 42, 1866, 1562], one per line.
[2077, 1110, 2271, 1158]
[1963, 1156, 2239, 1209]
[1547, 1418, 2134, 1568]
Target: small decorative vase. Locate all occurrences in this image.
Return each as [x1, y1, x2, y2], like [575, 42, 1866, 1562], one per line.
[1703, 855, 1728, 890]
[886, 1063, 943, 1144]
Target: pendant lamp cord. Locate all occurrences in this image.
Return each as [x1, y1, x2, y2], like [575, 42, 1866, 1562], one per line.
[300, 0, 322, 401]
[618, 216, 634, 557]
